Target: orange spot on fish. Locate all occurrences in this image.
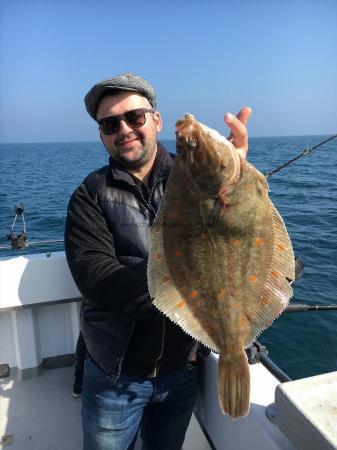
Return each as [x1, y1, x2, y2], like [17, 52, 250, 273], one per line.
[226, 344, 237, 352]
[248, 275, 257, 282]
[217, 288, 226, 301]
[277, 243, 285, 251]
[255, 238, 264, 246]
[271, 271, 280, 279]
[156, 253, 162, 260]
[245, 184, 252, 192]
[262, 297, 270, 305]
[233, 239, 241, 246]
[175, 250, 183, 257]
[177, 300, 185, 308]
[189, 290, 199, 299]
[239, 315, 248, 325]
[168, 209, 178, 220]
[162, 275, 170, 284]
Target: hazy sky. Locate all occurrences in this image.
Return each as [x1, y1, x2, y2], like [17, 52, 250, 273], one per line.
[1, 0, 336, 143]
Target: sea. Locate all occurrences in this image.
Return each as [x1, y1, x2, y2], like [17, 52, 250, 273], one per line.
[0, 136, 336, 381]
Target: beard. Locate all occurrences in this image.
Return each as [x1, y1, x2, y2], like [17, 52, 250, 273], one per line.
[116, 146, 151, 169]
[105, 132, 156, 169]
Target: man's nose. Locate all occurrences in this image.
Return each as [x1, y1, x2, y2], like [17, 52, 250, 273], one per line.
[118, 119, 133, 133]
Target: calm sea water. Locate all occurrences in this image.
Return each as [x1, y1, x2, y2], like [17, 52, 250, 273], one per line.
[1, 136, 336, 380]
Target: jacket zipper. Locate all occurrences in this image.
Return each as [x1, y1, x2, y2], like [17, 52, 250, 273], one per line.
[114, 322, 136, 381]
[152, 316, 166, 377]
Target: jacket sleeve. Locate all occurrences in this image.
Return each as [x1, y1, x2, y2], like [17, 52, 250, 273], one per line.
[64, 181, 157, 318]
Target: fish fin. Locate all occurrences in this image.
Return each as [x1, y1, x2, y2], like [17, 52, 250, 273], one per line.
[148, 207, 218, 351]
[218, 349, 250, 418]
[246, 202, 295, 344]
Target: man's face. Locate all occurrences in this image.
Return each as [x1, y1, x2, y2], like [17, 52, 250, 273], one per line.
[96, 92, 162, 169]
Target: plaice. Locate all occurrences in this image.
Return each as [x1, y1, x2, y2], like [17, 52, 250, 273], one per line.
[147, 113, 295, 418]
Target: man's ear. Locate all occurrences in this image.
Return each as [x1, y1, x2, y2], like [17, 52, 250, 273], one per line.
[153, 111, 163, 133]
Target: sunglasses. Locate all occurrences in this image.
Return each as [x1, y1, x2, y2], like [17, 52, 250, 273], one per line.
[97, 108, 154, 135]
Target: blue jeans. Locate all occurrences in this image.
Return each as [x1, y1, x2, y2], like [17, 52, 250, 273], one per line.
[82, 356, 199, 450]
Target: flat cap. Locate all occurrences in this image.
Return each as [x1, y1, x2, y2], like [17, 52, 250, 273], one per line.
[84, 72, 157, 120]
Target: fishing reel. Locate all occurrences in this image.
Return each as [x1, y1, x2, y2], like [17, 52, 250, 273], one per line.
[6, 204, 29, 249]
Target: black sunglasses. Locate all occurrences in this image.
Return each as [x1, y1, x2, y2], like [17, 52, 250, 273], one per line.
[97, 108, 154, 135]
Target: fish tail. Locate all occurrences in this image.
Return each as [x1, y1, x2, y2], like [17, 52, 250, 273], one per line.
[218, 349, 250, 418]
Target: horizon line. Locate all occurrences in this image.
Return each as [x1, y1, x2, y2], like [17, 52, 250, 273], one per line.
[1, 132, 336, 146]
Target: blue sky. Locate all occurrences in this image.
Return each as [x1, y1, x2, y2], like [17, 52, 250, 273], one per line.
[0, 0, 336, 142]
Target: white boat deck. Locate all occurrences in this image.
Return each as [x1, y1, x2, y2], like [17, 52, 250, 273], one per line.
[1, 366, 82, 450]
[0, 365, 211, 450]
[1, 252, 336, 450]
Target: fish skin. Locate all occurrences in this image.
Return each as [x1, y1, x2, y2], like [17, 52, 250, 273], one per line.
[147, 114, 295, 418]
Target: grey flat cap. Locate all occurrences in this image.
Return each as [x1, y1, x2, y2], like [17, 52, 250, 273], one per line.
[84, 72, 157, 120]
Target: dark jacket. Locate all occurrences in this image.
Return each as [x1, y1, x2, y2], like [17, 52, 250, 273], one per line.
[64, 143, 199, 377]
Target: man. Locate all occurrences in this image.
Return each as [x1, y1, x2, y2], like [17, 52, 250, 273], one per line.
[65, 72, 251, 450]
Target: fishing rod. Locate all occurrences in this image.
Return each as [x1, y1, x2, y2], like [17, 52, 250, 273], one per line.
[264, 133, 337, 178]
[285, 303, 337, 313]
[257, 302, 337, 384]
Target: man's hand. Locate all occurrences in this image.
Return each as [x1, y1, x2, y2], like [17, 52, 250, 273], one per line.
[224, 106, 252, 159]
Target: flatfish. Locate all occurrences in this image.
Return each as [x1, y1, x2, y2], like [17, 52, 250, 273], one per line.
[147, 114, 295, 418]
